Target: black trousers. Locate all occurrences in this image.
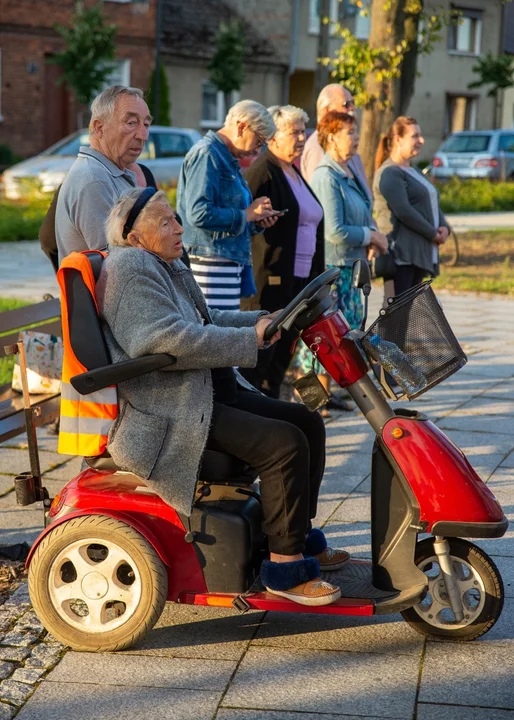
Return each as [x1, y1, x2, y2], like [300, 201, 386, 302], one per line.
[240, 276, 309, 399]
[206, 389, 326, 555]
[393, 265, 427, 296]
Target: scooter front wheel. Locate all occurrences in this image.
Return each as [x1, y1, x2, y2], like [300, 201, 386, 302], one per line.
[29, 515, 168, 652]
[401, 537, 504, 641]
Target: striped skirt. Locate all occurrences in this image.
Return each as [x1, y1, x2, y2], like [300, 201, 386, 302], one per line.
[190, 256, 243, 311]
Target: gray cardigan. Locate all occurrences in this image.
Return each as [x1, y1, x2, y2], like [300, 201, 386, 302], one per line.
[373, 158, 448, 275]
[96, 246, 262, 516]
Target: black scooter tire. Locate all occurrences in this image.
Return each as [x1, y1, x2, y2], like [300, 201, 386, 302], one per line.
[29, 514, 168, 652]
[401, 537, 504, 642]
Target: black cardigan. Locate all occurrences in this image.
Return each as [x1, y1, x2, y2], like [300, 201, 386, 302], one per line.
[242, 149, 325, 311]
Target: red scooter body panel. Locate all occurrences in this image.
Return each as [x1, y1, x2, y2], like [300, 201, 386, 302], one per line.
[301, 310, 368, 388]
[32, 469, 207, 600]
[382, 416, 505, 530]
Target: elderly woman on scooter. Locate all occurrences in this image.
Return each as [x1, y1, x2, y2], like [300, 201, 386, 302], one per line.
[97, 186, 349, 607]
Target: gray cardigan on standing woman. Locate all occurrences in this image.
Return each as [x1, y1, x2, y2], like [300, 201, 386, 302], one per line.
[373, 158, 449, 275]
[96, 246, 263, 516]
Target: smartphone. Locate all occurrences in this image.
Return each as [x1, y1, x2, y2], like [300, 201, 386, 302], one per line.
[269, 208, 289, 216]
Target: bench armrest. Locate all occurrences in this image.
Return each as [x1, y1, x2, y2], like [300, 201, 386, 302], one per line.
[70, 354, 176, 395]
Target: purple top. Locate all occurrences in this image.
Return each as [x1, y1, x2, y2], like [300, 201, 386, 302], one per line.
[285, 173, 323, 278]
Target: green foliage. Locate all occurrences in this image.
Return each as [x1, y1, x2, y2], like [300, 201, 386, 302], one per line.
[438, 178, 514, 213]
[48, 2, 117, 105]
[328, 2, 448, 109]
[161, 185, 177, 209]
[0, 198, 51, 242]
[0, 145, 23, 168]
[208, 20, 246, 97]
[146, 64, 171, 126]
[469, 53, 514, 97]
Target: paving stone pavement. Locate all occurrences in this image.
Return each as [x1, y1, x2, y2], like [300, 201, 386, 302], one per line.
[0, 290, 513, 719]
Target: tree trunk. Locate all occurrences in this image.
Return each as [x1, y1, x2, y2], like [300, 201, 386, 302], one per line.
[359, 0, 422, 183]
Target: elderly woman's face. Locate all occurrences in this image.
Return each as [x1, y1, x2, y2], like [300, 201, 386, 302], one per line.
[271, 120, 306, 163]
[130, 201, 184, 262]
[330, 123, 359, 163]
[232, 121, 266, 158]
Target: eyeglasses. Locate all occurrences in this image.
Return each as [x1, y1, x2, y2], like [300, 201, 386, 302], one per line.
[251, 128, 266, 149]
[342, 100, 356, 109]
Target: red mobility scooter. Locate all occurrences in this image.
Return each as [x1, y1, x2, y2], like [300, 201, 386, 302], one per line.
[10, 256, 507, 652]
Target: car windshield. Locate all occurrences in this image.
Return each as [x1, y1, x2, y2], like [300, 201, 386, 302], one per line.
[44, 131, 153, 159]
[441, 134, 492, 153]
[47, 133, 91, 156]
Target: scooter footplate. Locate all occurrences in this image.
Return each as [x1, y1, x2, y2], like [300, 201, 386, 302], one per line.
[323, 560, 397, 600]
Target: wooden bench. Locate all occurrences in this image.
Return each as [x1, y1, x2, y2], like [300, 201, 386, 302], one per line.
[0, 298, 61, 443]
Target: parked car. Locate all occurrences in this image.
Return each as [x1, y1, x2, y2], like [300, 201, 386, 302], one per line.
[2, 126, 203, 199]
[431, 130, 514, 181]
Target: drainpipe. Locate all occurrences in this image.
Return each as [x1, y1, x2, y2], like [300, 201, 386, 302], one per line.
[283, 0, 300, 104]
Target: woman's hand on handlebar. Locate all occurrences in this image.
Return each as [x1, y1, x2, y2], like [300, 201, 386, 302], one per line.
[246, 196, 274, 223]
[255, 316, 281, 348]
[369, 230, 388, 255]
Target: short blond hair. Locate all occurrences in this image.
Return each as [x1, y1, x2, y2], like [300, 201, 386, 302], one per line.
[225, 100, 276, 141]
[89, 85, 145, 133]
[106, 188, 168, 248]
[267, 105, 309, 132]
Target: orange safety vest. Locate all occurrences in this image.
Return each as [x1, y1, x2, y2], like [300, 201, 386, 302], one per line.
[57, 250, 118, 457]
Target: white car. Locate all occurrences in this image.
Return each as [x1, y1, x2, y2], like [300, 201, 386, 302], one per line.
[2, 126, 202, 199]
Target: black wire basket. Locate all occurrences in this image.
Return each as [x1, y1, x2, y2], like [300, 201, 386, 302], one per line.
[361, 281, 467, 400]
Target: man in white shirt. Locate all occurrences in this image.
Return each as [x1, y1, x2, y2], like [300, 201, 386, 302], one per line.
[301, 84, 371, 205]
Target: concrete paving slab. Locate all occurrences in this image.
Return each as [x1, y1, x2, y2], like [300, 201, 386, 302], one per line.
[501, 452, 514, 468]
[42, 456, 84, 482]
[331, 486, 371, 523]
[0, 425, 59, 452]
[420, 640, 514, 709]
[489, 466, 514, 486]
[489, 556, 514, 598]
[122, 605, 264, 661]
[477, 529, 514, 558]
[217, 711, 392, 720]
[417, 705, 514, 720]
[450, 397, 514, 417]
[223, 646, 419, 718]
[315, 521, 371, 558]
[251, 610, 423, 656]
[323, 452, 372, 480]
[437, 429, 514, 459]
[0, 476, 14, 496]
[0, 448, 73, 476]
[0, 493, 45, 546]
[16, 682, 221, 720]
[437, 415, 514, 436]
[47, 650, 236, 690]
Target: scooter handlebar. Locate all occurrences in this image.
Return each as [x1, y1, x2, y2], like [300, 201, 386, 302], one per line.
[263, 267, 340, 342]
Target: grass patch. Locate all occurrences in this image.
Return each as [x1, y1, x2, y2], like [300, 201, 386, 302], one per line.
[0, 198, 51, 242]
[0, 298, 30, 386]
[435, 230, 514, 295]
[439, 178, 514, 214]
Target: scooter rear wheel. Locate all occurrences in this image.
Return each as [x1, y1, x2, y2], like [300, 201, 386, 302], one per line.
[401, 537, 504, 641]
[29, 515, 168, 652]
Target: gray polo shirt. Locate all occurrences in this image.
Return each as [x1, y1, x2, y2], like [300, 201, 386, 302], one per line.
[55, 146, 136, 262]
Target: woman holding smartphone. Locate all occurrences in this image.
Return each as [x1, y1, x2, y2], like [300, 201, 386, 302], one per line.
[241, 104, 325, 398]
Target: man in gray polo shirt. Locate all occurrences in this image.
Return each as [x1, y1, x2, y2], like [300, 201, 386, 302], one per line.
[56, 85, 152, 262]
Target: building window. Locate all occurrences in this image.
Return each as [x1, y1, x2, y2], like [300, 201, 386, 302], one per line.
[101, 59, 131, 89]
[449, 6, 483, 55]
[354, 0, 371, 40]
[308, 0, 340, 35]
[201, 81, 240, 129]
[446, 94, 478, 134]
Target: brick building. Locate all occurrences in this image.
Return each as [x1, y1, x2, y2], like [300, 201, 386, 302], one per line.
[0, 0, 156, 158]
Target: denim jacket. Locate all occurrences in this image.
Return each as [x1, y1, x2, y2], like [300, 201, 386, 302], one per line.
[176, 131, 255, 263]
[310, 153, 373, 268]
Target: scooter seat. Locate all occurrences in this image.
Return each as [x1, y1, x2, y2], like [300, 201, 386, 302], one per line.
[85, 449, 254, 484]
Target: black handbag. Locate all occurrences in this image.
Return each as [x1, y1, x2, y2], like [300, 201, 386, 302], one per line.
[373, 240, 396, 280]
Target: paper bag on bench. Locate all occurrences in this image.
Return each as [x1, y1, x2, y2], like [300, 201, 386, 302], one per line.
[12, 331, 62, 395]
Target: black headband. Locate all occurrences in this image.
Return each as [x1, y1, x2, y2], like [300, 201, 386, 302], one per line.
[122, 187, 158, 239]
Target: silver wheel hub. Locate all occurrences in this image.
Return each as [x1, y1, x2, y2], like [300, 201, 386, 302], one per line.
[48, 538, 142, 634]
[413, 553, 486, 630]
